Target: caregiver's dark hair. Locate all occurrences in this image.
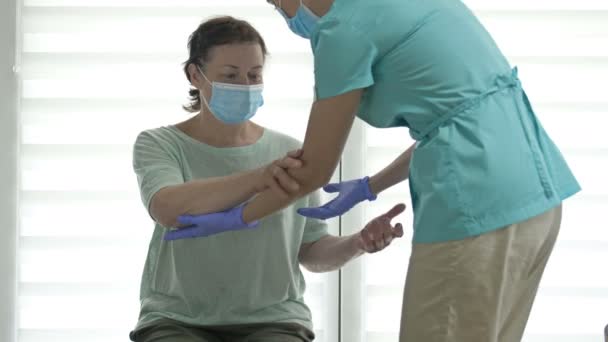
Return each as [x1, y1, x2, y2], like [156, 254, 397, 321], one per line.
[183, 16, 269, 112]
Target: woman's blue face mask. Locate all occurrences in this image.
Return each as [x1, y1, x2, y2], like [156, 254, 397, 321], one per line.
[197, 66, 264, 125]
[275, 0, 321, 39]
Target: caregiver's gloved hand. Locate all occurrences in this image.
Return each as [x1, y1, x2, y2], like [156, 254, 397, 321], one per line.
[164, 203, 259, 241]
[297, 176, 377, 220]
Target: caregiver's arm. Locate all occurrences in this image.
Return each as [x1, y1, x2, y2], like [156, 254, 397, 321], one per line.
[241, 89, 362, 223]
[368, 143, 416, 195]
[296, 142, 416, 221]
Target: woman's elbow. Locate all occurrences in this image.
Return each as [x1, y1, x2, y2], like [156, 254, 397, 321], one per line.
[300, 260, 332, 273]
[149, 190, 179, 228]
[302, 264, 324, 273]
[299, 254, 326, 273]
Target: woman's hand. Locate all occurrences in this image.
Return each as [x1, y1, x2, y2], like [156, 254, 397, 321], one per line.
[356, 203, 406, 253]
[256, 149, 304, 199]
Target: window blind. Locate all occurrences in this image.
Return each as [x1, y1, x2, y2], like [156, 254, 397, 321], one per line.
[16, 1, 338, 341]
[12, 0, 608, 341]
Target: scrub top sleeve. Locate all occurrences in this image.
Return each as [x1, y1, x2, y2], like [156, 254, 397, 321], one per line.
[312, 21, 378, 100]
[132, 131, 184, 217]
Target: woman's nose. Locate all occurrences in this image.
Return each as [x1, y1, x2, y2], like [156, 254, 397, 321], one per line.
[236, 76, 251, 85]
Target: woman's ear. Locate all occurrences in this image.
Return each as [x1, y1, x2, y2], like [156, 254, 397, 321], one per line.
[187, 63, 203, 89]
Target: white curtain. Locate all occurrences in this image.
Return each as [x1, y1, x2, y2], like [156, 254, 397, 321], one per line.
[9, 0, 608, 341]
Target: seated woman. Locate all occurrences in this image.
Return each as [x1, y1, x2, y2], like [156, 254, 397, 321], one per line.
[129, 16, 405, 342]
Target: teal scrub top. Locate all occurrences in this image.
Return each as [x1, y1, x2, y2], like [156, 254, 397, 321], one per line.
[310, 0, 580, 243]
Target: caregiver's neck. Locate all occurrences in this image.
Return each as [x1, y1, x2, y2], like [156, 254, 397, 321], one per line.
[276, 0, 334, 18]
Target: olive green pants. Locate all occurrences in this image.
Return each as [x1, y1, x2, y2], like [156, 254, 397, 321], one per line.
[130, 318, 315, 342]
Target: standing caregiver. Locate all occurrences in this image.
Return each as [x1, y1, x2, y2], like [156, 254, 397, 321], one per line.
[170, 0, 581, 341]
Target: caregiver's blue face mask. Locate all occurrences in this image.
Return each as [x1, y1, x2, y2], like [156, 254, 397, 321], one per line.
[276, 0, 320, 39]
[197, 66, 264, 125]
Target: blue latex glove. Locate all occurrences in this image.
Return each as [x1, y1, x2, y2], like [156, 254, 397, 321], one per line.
[297, 176, 377, 220]
[164, 203, 259, 241]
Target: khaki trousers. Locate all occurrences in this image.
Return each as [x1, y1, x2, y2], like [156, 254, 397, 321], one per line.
[400, 205, 562, 342]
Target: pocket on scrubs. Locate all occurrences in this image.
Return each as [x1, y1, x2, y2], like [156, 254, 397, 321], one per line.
[409, 138, 469, 233]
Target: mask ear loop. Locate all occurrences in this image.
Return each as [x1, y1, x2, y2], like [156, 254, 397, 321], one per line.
[196, 65, 213, 112]
[196, 65, 212, 85]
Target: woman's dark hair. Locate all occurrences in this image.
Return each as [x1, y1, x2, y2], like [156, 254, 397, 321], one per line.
[183, 16, 269, 113]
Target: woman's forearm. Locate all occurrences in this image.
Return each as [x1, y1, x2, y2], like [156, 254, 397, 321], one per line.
[299, 235, 364, 273]
[368, 142, 416, 195]
[241, 159, 329, 223]
[151, 168, 261, 227]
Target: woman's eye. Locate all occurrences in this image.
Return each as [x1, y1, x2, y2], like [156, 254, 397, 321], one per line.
[250, 74, 262, 81]
[224, 74, 237, 80]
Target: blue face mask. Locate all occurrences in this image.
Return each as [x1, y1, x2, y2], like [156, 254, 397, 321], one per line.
[277, 0, 320, 39]
[198, 67, 264, 125]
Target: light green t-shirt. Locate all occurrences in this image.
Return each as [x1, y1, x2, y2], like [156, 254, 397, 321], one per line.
[131, 125, 328, 333]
